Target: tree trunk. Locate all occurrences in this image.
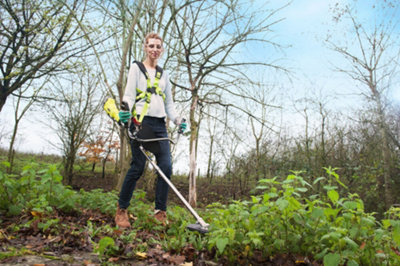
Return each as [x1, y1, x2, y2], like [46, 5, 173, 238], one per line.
[0, 94, 7, 112]
[206, 135, 214, 182]
[102, 159, 106, 179]
[113, 0, 144, 191]
[188, 138, 197, 207]
[7, 123, 18, 174]
[116, 130, 129, 191]
[7, 88, 37, 173]
[188, 94, 199, 207]
[64, 154, 75, 185]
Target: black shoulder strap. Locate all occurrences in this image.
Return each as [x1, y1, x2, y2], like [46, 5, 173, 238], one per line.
[155, 65, 163, 79]
[133, 61, 163, 80]
[133, 61, 149, 80]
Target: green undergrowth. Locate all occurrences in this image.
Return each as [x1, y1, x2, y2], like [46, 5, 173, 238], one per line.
[1, 162, 400, 265]
[206, 168, 400, 265]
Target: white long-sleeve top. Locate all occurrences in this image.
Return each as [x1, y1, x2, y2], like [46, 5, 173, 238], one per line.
[123, 62, 179, 125]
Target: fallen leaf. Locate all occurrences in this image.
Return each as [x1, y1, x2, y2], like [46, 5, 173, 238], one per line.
[136, 252, 147, 259]
[48, 236, 62, 243]
[108, 257, 119, 262]
[31, 211, 43, 217]
[0, 230, 8, 240]
[181, 262, 193, 266]
[169, 255, 185, 265]
[113, 229, 123, 236]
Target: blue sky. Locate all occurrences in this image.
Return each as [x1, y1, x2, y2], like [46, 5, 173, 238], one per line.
[266, 0, 399, 107]
[1, 0, 399, 163]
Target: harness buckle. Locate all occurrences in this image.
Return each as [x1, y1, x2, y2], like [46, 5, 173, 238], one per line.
[147, 86, 157, 94]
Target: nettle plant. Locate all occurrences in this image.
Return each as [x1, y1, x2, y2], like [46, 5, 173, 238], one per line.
[0, 162, 78, 215]
[206, 168, 400, 265]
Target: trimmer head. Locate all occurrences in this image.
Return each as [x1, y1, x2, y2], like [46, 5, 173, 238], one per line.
[186, 223, 209, 234]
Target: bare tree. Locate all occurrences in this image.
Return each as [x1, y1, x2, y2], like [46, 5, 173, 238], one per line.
[7, 80, 44, 173]
[0, 0, 92, 112]
[328, 1, 400, 208]
[205, 110, 218, 183]
[202, 105, 230, 183]
[246, 85, 279, 181]
[44, 70, 104, 185]
[170, 0, 289, 206]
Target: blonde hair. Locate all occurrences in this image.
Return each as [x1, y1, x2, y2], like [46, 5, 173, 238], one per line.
[144, 32, 163, 45]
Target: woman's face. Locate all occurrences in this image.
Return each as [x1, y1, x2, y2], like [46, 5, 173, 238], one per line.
[145, 38, 163, 61]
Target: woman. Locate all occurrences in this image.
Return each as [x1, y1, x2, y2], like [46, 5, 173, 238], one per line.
[115, 32, 186, 228]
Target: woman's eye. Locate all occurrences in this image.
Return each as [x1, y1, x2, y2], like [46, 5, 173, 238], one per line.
[148, 44, 162, 49]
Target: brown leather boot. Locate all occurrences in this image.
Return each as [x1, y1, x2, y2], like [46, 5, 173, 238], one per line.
[115, 205, 131, 228]
[154, 210, 167, 225]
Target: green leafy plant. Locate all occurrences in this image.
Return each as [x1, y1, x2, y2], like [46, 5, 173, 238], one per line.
[0, 162, 78, 215]
[78, 188, 118, 215]
[94, 236, 118, 258]
[205, 169, 400, 264]
[2, 162, 400, 265]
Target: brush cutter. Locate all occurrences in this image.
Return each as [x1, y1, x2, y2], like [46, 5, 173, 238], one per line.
[104, 98, 209, 234]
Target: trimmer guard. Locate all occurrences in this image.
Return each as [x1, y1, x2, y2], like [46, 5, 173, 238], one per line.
[186, 223, 209, 234]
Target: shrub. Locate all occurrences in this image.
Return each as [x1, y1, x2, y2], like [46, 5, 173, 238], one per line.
[0, 161, 78, 215]
[205, 169, 400, 264]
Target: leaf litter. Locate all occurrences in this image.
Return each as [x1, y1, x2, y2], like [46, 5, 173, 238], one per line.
[0, 208, 203, 265]
[0, 208, 319, 265]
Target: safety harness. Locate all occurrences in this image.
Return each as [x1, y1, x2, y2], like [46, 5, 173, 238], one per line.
[132, 61, 166, 124]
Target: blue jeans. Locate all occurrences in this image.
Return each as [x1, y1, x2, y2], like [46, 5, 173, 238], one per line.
[118, 116, 172, 211]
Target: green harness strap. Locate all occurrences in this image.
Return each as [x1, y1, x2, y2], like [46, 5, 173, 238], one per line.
[132, 61, 166, 123]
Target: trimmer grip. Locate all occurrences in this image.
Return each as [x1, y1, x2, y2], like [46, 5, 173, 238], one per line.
[121, 101, 129, 111]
